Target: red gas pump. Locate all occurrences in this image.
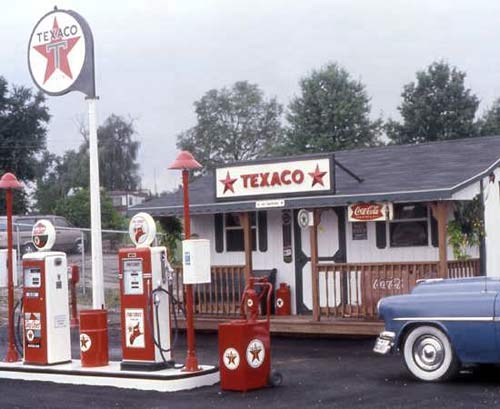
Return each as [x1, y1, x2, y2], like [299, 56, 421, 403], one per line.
[22, 220, 71, 365]
[218, 277, 283, 392]
[118, 213, 172, 371]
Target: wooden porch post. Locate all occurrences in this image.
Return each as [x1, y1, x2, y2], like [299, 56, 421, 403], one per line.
[240, 212, 253, 285]
[436, 202, 449, 279]
[310, 209, 320, 321]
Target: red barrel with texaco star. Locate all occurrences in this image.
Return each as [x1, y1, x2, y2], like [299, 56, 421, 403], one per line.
[218, 278, 273, 392]
[79, 309, 109, 367]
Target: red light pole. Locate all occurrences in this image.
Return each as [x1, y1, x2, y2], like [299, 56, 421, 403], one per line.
[168, 151, 202, 372]
[0, 172, 22, 362]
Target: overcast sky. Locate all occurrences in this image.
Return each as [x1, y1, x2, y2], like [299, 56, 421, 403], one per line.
[4, 0, 500, 192]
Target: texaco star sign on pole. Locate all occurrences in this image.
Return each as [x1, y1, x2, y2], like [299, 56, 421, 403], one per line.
[28, 7, 105, 309]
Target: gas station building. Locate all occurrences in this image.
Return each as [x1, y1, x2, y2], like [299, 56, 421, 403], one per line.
[131, 135, 500, 332]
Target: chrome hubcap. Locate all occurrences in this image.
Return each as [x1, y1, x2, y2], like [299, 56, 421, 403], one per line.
[413, 335, 445, 371]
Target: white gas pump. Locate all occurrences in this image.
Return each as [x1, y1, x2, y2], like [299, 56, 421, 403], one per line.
[22, 220, 71, 365]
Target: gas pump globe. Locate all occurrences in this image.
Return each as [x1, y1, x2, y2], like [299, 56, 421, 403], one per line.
[118, 212, 172, 371]
[22, 219, 71, 365]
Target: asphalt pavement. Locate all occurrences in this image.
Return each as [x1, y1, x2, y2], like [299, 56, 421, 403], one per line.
[0, 327, 498, 409]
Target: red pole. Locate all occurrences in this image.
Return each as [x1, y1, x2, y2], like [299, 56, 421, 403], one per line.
[70, 265, 80, 328]
[5, 189, 19, 362]
[182, 169, 199, 372]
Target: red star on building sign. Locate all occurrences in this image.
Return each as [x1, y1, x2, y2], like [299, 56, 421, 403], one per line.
[33, 17, 81, 84]
[308, 164, 327, 187]
[219, 171, 237, 194]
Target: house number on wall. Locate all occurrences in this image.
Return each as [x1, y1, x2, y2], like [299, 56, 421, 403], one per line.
[372, 278, 403, 291]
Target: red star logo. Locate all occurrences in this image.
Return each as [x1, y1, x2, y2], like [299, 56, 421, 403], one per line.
[219, 171, 237, 194]
[249, 344, 262, 362]
[308, 164, 327, 187]
[226, 351, 237, 365]
[33, 17, 81, 84]
[80, 335, 89, 349]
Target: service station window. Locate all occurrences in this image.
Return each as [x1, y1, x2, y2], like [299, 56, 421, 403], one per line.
[225, 213, 257, 252]
[389, 203, 429, 247]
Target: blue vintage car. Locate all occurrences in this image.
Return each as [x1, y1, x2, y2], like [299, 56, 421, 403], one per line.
[374, 277, 500, 382]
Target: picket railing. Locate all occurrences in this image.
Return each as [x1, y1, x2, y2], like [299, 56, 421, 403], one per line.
[316, 259, 480, 320]
[171, 259, 480, 321]
[172, 265, 246, 317]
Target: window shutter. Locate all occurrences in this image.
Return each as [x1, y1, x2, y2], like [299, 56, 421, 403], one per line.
[376, 221, 387, 249]
[430, 214, 438, 247]
[214, 214, 224, 253]
[258, 211, 268, 252]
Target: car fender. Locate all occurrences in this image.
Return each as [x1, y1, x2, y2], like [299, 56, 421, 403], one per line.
[395, 320, 452, 350]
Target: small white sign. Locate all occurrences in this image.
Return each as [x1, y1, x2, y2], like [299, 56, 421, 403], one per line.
[256, 199, 285, 208]
[125, 308, 145, 348]
[182, 239, 211, 284]
[54, 314, 67, 329]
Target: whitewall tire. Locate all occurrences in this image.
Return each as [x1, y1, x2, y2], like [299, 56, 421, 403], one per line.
[402, 325, 459, 382]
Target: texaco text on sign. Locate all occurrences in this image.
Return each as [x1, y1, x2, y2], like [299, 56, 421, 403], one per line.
[216, 157, 333, 199]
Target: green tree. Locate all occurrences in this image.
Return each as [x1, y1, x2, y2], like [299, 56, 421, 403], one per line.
[35, 114, 141, 213]
[156, 217, 182, 264]
[177, 81, 283, 173]
[35, 148, 89, 214]
[0, 76, 50, 213]
[387, 61, 479, 144]
[477, 98, 500, 136]
[53, 188, 125, 229]
[96, 115, 141, 191]
[278, 63, 381, 154]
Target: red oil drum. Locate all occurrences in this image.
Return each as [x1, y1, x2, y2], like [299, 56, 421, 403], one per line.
[276, 282, 291, 315]
[219, 278, 276, 392]
[219, 319, 271, 392]
[79, 309, 109, 367]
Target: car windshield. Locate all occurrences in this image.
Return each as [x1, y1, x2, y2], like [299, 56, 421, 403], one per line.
[0, 221, 5, 230]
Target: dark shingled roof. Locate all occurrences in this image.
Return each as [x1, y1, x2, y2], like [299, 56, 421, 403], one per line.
[131, 135, 500, 217]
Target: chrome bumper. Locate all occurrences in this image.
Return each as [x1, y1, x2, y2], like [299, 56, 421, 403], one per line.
[373, 331, 396, 355]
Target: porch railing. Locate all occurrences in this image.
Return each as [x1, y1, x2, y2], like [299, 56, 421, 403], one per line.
[447, 259, 481, 279]
[172, 265, 246, 317]
[171, 259, 480, 321]
[316, 259, 480, 320]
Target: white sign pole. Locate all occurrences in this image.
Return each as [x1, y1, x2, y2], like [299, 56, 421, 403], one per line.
[28, 8, 104, 308]
[87, 97, 105, 308]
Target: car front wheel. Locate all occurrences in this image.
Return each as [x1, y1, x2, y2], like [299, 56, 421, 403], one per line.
[403, 325, 459, 382]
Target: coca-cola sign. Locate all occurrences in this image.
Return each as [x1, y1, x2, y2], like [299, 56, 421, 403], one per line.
[348, 202, 393, 222]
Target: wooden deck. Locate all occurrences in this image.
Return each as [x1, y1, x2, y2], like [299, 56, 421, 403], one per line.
[176, 315, 383, 336]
